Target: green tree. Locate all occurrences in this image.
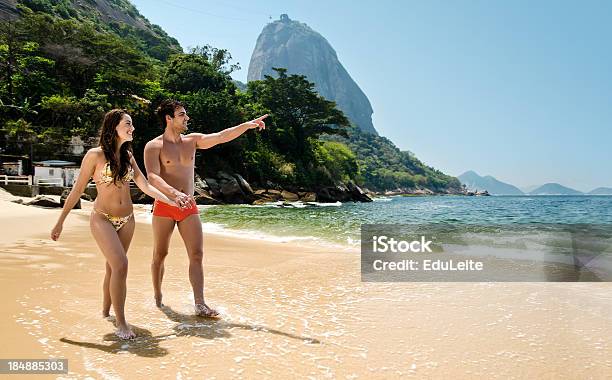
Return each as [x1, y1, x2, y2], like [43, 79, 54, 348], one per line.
[313, 140, 360, 183]
[38, 90, 109, 139]
[246, 68, 349, 162]
[0, 20, 56, 108]
[188, 45, 240, 75]
[162, 51, 236, 94]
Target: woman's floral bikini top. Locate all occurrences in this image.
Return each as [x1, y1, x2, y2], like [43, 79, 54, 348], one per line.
[96, 162, 134, 185]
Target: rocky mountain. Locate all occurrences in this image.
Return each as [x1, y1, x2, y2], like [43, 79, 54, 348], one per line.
[0, 0, 182, 60]
[232, 79, 247, 92]
[0, 0, 18, 20]
[458, 171, 524, 195]
[529, 183, 583, 195]
[247, 14, 377, 135]
[588, 187, 612, 195]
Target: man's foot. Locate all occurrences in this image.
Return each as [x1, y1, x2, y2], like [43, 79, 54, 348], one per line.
[115, 325, 136, 340]
[155, 294, 163, 308]
[195, 303, 219, 318]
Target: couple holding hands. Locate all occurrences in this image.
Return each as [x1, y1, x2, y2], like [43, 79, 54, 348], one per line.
[51, 100, 268, 339]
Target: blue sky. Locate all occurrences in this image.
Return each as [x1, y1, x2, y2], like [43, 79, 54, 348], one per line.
[131, 0, 612, 192]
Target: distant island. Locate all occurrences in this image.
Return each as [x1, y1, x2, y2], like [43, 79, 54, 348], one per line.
[459, 172, 611, 196]
[528, 183, 583, 195]
[588, 187, 612, 195]
[458, 171, 524, 195]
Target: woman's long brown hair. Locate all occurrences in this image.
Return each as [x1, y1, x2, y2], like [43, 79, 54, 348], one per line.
[99, 109, 132, 185]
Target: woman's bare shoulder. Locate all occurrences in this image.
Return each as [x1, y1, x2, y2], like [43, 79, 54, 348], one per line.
[87, 146, 104, 155]
[83, 147, 105, 164]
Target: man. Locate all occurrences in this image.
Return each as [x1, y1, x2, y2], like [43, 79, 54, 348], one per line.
[144, 99, 267, 317]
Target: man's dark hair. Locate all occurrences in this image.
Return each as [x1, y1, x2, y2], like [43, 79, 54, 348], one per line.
[156, 99, 185, 128]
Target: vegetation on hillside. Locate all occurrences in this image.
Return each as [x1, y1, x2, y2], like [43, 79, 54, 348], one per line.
[0, 2, 460, 193]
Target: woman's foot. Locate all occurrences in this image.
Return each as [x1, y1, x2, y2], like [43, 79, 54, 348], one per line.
[194, 303, 219, 318]
[115, 325, 136, 340]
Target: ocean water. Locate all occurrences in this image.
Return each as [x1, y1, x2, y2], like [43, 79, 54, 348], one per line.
[200, 195, 612, 246]
[199, 196, 612, 280]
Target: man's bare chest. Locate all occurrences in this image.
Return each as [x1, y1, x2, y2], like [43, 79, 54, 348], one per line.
[159, 142, 196, 167]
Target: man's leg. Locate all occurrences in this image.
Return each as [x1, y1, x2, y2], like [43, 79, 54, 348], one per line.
[151, 216, 175, 307]
[176, 214, 218, 317]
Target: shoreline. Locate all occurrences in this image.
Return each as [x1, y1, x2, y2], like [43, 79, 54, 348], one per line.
[138, 202, 359, 253]
[1, 197, 612, 378]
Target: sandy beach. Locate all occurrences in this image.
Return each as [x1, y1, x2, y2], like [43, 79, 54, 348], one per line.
[1, 194, 612, 379]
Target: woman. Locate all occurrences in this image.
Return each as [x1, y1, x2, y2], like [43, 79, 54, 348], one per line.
[51, 109, 176, 339]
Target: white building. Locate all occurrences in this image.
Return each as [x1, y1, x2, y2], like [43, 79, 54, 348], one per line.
[33, 160, 79, 186]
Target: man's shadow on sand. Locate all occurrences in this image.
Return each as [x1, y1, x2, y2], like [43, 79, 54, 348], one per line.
[159, 305, 321, 344]
[60, 306, 319, 356]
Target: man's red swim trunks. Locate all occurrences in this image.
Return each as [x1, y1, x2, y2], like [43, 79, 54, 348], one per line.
[152, 200, 199, 222]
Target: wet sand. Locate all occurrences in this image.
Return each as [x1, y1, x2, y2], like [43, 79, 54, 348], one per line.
[1, 196, 612, 379]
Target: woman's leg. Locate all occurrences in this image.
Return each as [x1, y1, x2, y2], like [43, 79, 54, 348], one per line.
[116, 216, 135, 321]
[102, 216, 135, 318]
[90, 212, 134, 338]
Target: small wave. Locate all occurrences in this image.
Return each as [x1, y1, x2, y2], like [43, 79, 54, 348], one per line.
[372, 197, 393, 202]
[266, 201, 343, 207]
[201, 222, 357, 251]
[309, 201, 342, 207]
[230, 201, 343, 208]
[201, 221, 320, 244]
